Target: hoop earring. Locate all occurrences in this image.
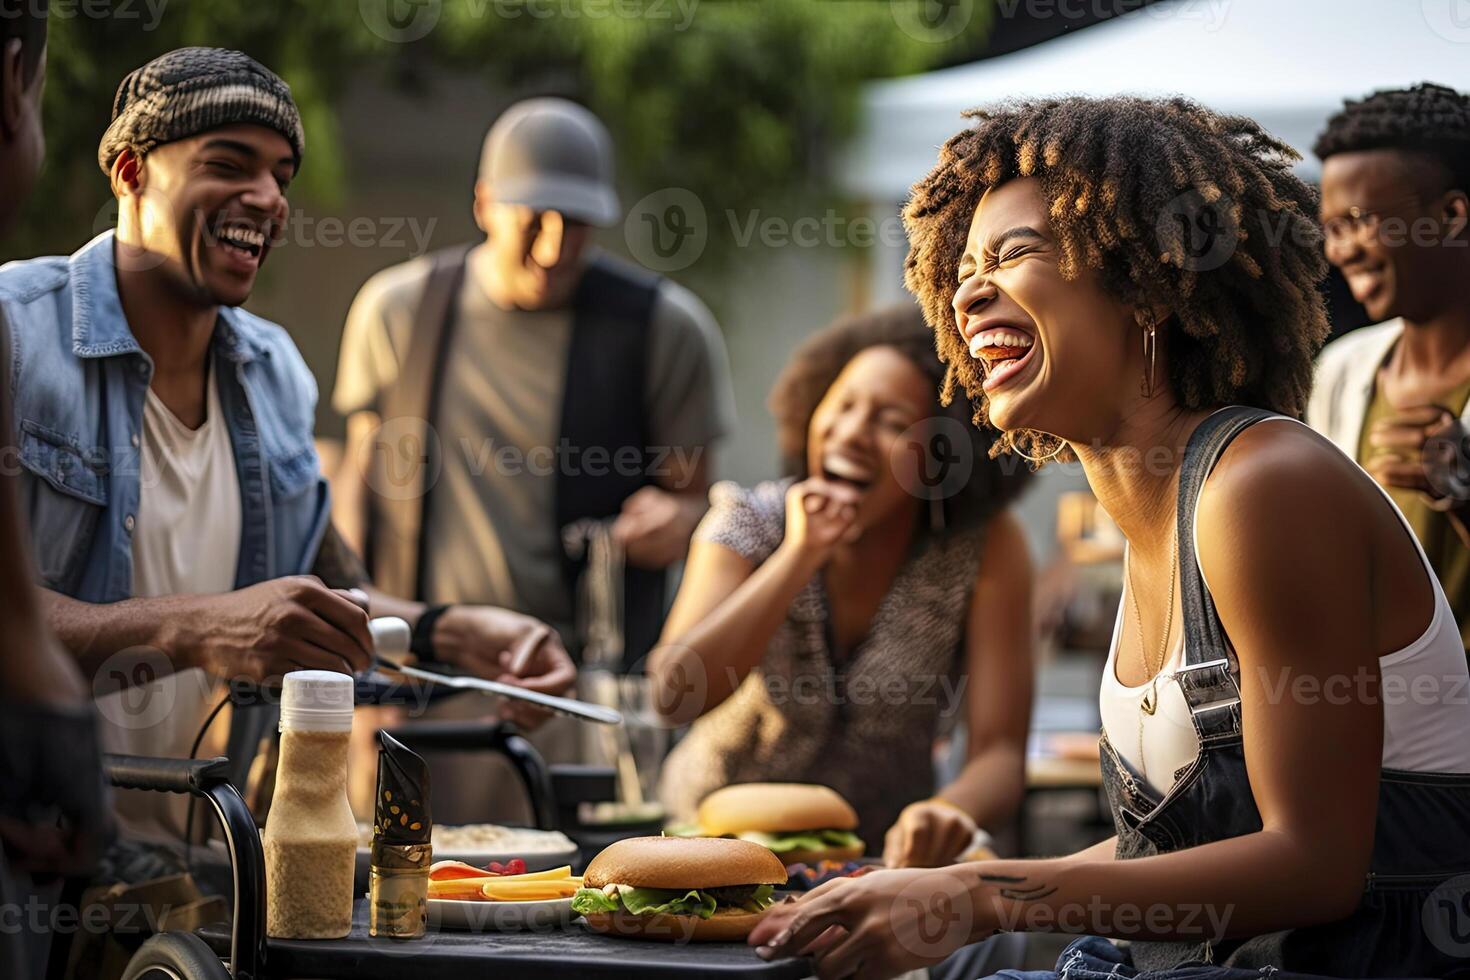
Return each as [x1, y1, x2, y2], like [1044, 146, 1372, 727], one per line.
[1012, 437, 1065, 464]
[1141, 323, 1159, 398]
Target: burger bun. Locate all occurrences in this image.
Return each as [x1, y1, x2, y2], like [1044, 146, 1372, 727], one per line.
[581, 908, 771, 943]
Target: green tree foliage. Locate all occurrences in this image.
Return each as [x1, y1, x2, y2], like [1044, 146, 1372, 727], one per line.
[13, 0, 988, 259]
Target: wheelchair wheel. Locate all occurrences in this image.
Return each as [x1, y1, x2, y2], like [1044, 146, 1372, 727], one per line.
[119, 932, 232, 980]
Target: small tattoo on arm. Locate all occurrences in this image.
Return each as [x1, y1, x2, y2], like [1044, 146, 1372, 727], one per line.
[979, 873, 1057, 901]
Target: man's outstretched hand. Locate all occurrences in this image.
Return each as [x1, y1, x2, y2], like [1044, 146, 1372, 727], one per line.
[431, 606, 577, 729]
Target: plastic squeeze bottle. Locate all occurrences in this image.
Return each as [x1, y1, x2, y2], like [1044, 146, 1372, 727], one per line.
[262, 670, 357, 939]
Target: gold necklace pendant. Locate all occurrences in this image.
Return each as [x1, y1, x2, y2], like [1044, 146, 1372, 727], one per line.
[1141, 675, 1160, 716]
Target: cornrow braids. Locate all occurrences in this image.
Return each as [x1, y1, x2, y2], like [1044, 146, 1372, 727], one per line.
[902, 95, 1329, 462]
[1313, 82, 1470, 193]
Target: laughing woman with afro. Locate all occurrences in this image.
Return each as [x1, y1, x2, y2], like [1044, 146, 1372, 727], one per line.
[752, 95, 1470, 979]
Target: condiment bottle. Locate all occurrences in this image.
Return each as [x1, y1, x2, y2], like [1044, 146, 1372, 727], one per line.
[262, 670, 357, 939]
[368, 730, 432, 938]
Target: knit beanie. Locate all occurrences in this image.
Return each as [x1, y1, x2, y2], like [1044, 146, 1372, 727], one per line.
[98, 47, 305, 176]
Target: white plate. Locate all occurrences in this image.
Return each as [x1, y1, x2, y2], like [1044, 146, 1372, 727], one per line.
[428, 846, 579, 871]
[355, 823, 580, 878]
[428, 895, 576, 931]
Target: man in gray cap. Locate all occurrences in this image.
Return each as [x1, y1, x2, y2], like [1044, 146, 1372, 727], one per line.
[0, 50, 572, 869]
[333, 96, 735, 677]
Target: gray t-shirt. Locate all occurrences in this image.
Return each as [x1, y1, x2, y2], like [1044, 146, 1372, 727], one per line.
[332, 248, 737, 635]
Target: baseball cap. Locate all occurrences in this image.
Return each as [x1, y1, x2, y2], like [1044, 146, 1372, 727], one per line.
[478, 97, 620, 227]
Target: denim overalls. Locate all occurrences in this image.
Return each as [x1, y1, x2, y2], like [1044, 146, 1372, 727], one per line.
[997, 407, 1470, 979]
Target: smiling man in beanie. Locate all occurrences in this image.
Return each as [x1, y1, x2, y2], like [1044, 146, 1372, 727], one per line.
[0, 49, 572, 873]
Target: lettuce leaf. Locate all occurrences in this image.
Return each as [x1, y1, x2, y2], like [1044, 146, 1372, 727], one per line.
[572, 885, 769, 919]
[570, 888, 622, 915]
[619, 887, 719, 918]
[735, 829, 864, 853]
[743, 883, 776, 912]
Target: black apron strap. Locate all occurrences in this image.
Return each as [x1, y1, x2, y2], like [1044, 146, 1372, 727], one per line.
[1174, 406, 1278, 735]
[556, 254, 666, 670]
[368, 244, 472, 598]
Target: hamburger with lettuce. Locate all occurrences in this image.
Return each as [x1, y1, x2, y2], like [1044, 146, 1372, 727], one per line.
[696, 783, 865, 866]
[571, 836, 787, 941]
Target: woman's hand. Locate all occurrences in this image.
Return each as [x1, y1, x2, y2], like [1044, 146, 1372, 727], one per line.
[781, 477, 863, 566]
[750, 867, 993, 980]
[883, 799, 982, 868]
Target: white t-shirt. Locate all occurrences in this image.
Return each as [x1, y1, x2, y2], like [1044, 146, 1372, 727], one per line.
[95, 363, 242, 843]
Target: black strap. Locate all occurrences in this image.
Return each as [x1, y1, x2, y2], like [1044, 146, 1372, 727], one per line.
[1173, 406, 1277, 731]
[556, 254, 667, 670]
[368, 244, 472, 598]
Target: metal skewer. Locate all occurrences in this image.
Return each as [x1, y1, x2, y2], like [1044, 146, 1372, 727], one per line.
[368, 617, 623, 726]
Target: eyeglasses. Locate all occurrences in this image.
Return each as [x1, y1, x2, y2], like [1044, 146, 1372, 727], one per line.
[1321, 197, 1421, 246]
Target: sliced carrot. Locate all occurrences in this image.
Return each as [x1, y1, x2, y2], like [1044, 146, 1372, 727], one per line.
[430, 865, 575, 888]
[429, 860, 496, 881]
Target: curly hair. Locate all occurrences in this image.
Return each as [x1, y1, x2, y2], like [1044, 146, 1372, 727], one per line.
[902, 96, 1330, 461]
[768, 302, 1030, 531]
[1313, 82, 1470, 192]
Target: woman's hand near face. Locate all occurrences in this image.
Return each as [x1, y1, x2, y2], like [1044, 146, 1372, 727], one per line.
[781, 477, 863, 567]
[751, 867, 992, 979]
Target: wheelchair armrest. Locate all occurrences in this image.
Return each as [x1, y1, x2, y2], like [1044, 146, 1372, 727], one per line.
[102, 754, 266, 980]
[103, 755, 232, 796]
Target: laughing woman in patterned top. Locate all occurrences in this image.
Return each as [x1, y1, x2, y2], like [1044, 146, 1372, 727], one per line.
[651, 304, 1033, 866]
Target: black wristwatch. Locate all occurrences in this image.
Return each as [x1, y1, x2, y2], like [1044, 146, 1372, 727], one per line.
[410, 604, 454, 663]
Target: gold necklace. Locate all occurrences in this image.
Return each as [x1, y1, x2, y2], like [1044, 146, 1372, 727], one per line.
[1128, 526, 1177, 778]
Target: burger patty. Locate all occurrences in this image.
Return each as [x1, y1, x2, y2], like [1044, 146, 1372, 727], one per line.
[704, 884, 764, 906]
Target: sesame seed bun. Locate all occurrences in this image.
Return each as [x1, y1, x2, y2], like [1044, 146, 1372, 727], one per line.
[582, 836, 787, 891]
[696, 783, 860, 836]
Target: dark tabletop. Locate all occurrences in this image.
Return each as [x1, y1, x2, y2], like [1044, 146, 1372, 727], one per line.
[198, 901, 813, 979]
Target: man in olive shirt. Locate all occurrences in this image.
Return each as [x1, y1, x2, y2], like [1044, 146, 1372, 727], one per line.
[1309, 83, 1470, 653]
[333, 97, 735, 651]
[332, 99, 735, 816]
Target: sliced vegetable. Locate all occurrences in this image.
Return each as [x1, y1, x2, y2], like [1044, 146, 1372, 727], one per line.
[570, 883, 776, 919]
[570, 888, 621, 915]
[429, 860, 494, 881]
[735, 828, 864, 853]
[429, 865, 580, 902]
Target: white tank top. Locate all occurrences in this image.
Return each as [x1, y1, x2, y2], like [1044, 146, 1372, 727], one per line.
[1100, 417, 1470, 793]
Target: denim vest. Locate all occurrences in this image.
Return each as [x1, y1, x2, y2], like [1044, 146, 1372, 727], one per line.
[0, 231, 330, 601]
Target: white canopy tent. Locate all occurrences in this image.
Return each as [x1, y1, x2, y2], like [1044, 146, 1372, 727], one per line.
[843, 0, 1470, 200]
[840, 0, 1470, 557]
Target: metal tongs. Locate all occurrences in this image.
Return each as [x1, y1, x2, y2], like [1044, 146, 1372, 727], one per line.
[367, 618, 622, 726]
